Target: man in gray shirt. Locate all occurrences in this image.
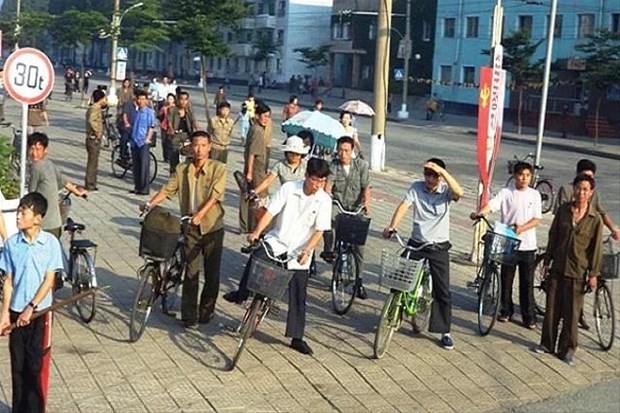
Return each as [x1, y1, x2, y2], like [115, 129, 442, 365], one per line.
[28, 133, 87, 237]
[384, 158, 464, 350]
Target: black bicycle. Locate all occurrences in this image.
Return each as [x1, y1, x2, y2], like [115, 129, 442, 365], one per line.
[469, 214, 521, 336]
[111, 140, 158, 184]
[102, 109, 120, 149]
[330, 200, 369, 315]
[506, 153, 555, 214]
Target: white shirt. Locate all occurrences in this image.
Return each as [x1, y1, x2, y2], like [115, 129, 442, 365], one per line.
[488, 185, 542, 251]
[264, 180, 332, 270]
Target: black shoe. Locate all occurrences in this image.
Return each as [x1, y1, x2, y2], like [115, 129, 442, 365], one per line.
[320, 251, 334, 264]
[578, 314, 590, 331]
[290, 339, 314, 355]
[199, 313, 214, 325]
[223, 290, 248, 304]
[183, 321, 198, 330]
[356, 284, 368, 300]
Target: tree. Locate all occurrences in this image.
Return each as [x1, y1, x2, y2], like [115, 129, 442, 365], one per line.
[575, 30, 620, 145]
[294, 45, 330, 74]
[0, 0, 48, 16]
[51, 9, 107, 104]
[253, 33, 279, 72]
[483, 30, 543, 135]
[167, 0, 247, 121]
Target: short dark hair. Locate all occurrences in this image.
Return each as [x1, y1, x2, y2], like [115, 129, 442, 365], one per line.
[337, 136, 355, 148]
[339, 110, 352, 120]
[426, 157, 446, 169]
[135, 89, 148, 98]
[92, 89, 106, 103]
[247, 93, 255, 99]
[306, 158, 330, 178]
[314, 99, 323, 106]
[191, 130, 211, 142]
[178, 91, 190, 99]
[27, 132, 49, 148]
[573, 173, 596, 189]
[166, 93, 176, 101]
[576, 159, 596, 175]
[217, 101, 231, 111]
[256, 103, 271, 115]
[513, 161, 533, 175]
[19, 192, 48, 217]
[288, 95, 298, 103]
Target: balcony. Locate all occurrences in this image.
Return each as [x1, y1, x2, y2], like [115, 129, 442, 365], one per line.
[255, 14, 276, 29]
[330, 39, 354, 52]
[229, 43, 255, 57]
[240, 18, 255, 30]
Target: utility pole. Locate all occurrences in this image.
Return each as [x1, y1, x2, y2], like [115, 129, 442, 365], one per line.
[370, 0, 393, 172]
[397, 0, 412, 120]
[14, 0, 21, 49]
[108, 0, 121, 106]
[534, 0, 558, 167]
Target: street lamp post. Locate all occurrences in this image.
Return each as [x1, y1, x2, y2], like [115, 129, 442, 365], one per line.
[397, 0, 412, 120]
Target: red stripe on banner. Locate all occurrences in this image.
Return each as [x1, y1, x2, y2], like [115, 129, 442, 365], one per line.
[477, 67, 493, 204]
[40, 312, 52, 411]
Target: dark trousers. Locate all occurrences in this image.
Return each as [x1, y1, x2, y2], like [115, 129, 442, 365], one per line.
[85, 137, 102, 189]
[182, 227, 224, 323]
[541, 274, 585, 358]
[405, 240, 452, 334]
[236, 247, 309, 339]
[500, 250, 536, 324]
[120, 129, 131, 160]
[210, 147, 229, 163]
[9, 310, 53, 413]
[161, 131, 171, 162]
[131, 144, 150, 194]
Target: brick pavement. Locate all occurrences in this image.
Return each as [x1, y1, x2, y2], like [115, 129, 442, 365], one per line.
[0, 86, 618, 413]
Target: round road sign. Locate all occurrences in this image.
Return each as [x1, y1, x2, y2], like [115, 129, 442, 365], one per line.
[3, 47, 55, 105]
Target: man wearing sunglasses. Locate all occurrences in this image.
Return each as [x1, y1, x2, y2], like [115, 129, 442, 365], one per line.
[383, 158, 464, 350]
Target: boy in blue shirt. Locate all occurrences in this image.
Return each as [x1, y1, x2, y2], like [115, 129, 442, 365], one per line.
[0, 192, 64, 413]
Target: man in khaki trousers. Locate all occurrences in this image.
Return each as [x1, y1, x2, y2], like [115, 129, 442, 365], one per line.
[84, 89, 106, 191]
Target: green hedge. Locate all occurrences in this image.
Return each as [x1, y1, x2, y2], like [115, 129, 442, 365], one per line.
[0, 135, 20, 199]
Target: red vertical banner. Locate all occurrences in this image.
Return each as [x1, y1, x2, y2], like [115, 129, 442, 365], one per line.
[477, 66, 493, 205]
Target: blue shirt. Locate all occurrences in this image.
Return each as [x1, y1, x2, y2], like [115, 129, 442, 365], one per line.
[0, 230, 64, 312]
[131, 106, 155, 148]
[404, 181, 454, 244]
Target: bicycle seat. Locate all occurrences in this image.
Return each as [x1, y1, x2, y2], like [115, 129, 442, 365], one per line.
[71, 239, 97, 249]
[64, 218, 86, 232]
[104, 114, 114, 119]
[535, 164, 544, 170]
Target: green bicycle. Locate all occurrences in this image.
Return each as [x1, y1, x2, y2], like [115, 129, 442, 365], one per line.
[373, 231, 433, 359]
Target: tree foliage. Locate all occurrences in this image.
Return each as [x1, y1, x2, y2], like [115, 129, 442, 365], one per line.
[575, 30, 620, 93]
[294, 45, 330, 71]
[119, 0, 170, 52]
[253, 33, 278, 63]
[51, 9, 107, 48]
[0, 0, 49, 16]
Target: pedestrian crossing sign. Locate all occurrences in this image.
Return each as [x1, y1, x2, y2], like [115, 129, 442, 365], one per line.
[394, 68, 404, 81]
[116, 47, 128, 61]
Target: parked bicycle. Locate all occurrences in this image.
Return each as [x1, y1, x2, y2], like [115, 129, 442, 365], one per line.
[229, 239, 295, 371]
[110, 140, 158, 184]
[373, 230, 433, 359]
[468, 214, 521, 336]
[56, 192, 99, 323]
[506, 153, 555, 214]
[102, 108, 120, 149]
[129, 207, 189, 342]
[532, 236, 617, 351]
[331, 200, 370, 315]
[1, 122, 22, 174]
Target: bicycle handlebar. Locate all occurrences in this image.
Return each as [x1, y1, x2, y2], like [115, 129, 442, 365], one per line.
[385, 230, 435, 252]
[469, 213, 493, 230]
[333, 199, 365, 216]
[240, 239, 295, 264]
[62, 191, 88, 202]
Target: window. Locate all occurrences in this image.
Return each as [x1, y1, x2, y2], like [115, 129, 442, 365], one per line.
[362, 65, 371, 79]
[518, 15, 533, 37]
[277, 1, 286, 17]
[342, 22, 351, 40]
[227, 32, 233, 42]
[547, 14, 563, 38]
[578, 14, 595, 37]
[422, 20, 432, 41]
[444, 18, 455, 38]
[466, 16, 479, 38]
[277, 30, 284, 43]
[217, 57, 222, 70]
[612, 13, 619, 33]
[463, 66, 476, 85]
[440, 65, 452, 84]
[369, 23, 375, 40]
[246, 31, 253, 42]
[332, 23, 340, 39]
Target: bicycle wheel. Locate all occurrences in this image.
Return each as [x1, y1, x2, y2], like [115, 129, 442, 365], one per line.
[594, 283, 615, 351]
[111, 144, 129, 179]
[129, 264, 159, 342]
[533, 254, 548, 315]
[230, 296, 263, 370]
[71, 250, 97, 323]
[161, 246, 184, 315]
[373, 291, 402, 359]
[331, 248, 359, 315]
[478, 263, 501, 336]
[536, 180, 554, 214]
[412, 271, 433, 331]
[148, 151, 158, 184]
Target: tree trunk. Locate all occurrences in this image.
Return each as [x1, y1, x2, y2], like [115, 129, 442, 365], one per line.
[517, 87, 523, 136]
[200, 54, 211, 123]
[594, 96, 602, 147]
[80, 48, 87, 107]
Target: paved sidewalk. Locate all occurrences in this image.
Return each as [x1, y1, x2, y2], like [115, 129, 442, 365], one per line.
[0, 83, 618, 413]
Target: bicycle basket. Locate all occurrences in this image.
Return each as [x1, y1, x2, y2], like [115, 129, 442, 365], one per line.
[380, 250, 425, 292]
[139, 207, 180, 259]
[335, 214, 371, 246]
[601, 240, 619, 279]
[247, 258, 293, 301]
[482, 231, 521, 266]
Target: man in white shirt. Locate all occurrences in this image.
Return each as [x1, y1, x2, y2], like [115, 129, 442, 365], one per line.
[224, 158, 332, 355]
[475, 161, 542, 329]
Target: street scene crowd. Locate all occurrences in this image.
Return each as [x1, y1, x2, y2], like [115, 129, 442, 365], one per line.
[0, 75, 618, 412]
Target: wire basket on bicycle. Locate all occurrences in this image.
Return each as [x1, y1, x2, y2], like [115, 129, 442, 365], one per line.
[247, 258, 294, 301]
[482, 224, 521, 266]
[139, 207, 181, 259]
[380, 250, 426, 292]
[601, 238, 619, 280]
[335, 213, 371, 246]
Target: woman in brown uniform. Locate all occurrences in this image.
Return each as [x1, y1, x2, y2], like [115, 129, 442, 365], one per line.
[534, 174, 603, 366]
